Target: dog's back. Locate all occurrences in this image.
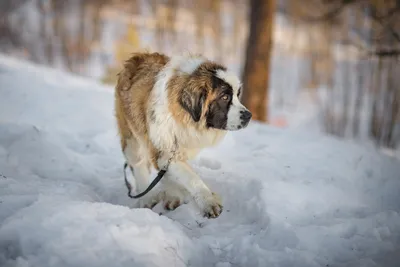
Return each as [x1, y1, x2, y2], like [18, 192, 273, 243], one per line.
[114, 52, 169, 151]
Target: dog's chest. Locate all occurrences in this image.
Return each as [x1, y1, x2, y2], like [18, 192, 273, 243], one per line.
[177, 129, 226, 160]
[182, 127, 226, 149]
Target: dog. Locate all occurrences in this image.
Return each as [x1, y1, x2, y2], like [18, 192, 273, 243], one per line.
[114, 52, 252, 218]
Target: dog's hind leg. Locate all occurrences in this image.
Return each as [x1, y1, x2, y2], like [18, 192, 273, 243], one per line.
[123, 138, 163, 209]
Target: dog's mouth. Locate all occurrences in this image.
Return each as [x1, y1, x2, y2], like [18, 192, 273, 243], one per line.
[225, 121, 250, 131]
[239, 119, 250, 129]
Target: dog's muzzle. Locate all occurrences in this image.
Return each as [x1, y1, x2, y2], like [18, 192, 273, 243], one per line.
[240, 110, 252, 127]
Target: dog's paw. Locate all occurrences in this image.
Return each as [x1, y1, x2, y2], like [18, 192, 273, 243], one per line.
[196, 191, 223, 219]
[137, 193, 162, 209]
[162, 187, 187, 211]
[163, 195, 182, 210]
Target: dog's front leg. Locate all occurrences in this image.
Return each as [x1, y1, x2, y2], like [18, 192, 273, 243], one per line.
[166, 161, 222, 218]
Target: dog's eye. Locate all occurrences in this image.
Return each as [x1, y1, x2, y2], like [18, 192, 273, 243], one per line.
[222, 94, 230, 101]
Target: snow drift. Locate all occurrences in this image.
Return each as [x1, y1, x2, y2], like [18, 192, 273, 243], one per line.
[0, 54, 400, 267]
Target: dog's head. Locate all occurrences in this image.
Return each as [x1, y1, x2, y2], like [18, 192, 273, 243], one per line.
[175, 62, 252, 131]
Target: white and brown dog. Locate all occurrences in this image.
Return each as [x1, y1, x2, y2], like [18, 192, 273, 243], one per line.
[114, 52, 252, 218]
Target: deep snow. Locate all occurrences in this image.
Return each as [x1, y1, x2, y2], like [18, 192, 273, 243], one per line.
[0, 54, 400, 267]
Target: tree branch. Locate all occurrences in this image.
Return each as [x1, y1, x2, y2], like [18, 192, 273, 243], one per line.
[369, 5, 400, 43]
[374, 6, 400, 20]
[301, 0, 356, 23]
[369, 49, 400, 57]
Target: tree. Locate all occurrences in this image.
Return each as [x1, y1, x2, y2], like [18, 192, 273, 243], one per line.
[241, 0, 276, 122]
[0, 0, 29, 51]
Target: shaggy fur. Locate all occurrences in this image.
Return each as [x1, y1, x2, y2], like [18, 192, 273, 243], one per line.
[114, 52, 251, 218]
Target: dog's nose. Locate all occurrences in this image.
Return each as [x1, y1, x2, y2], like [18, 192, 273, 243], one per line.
[240, 110, 252, 123]
[240, 110, 252, 120]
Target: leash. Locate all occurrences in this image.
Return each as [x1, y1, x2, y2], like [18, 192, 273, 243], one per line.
[123, 138, 178, 199]
[123, 163, 167, 198]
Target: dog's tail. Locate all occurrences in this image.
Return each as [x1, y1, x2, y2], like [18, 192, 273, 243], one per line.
[115, 52, 168, 92]
[115, 53, 146, 92]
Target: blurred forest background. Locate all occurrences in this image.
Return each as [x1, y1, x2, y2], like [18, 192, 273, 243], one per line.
[1, 0, 399, 152]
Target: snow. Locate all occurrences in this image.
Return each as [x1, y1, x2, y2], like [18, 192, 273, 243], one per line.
[1, 54, 400, 267]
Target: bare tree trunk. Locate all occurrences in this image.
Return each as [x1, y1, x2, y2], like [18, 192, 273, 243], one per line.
[232, 0, 241, 59]
[87, 1, 105, 53]
[77, 0, 87, 72]
[153, 1, 164, 52]
[50, 0, 73, 72]
[352, 60, 364, 137]
[194, 1, 205, 54]
[166, 0, 178, 53]
[37, 0, 49, 64]
[241, 0, 276, 122]
[383, 58, 399, 148]
[338, 61, 350, 137]
[370, 58, 383, 143]
[352, 5, 369, 138]
[323, 60, 336, 135]
[0, 0, 28, 49]
[308, 42, 319, 89]
[388, 59, 400, 147]
[91, 4, 102, 43]
[211, 0, 223, 62]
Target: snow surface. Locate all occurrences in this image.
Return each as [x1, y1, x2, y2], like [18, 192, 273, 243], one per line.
[1, 54, 400, 267]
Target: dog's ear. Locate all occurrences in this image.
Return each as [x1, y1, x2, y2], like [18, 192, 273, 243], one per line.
[179, 88, 206, 122]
